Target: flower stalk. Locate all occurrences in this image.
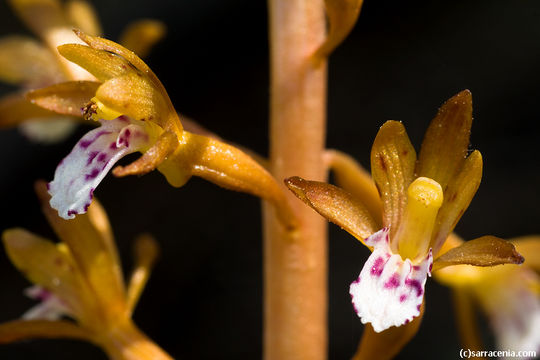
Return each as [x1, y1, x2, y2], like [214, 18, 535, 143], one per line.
[264, 0, 328, 359]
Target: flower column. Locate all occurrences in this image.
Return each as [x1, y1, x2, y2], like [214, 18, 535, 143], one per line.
[264, 1, 328, 360]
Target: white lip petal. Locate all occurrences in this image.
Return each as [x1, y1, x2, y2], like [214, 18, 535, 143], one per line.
[349, 228, 432, 332]
[22, 285, 72, 321]
[48, 116, 149, 219]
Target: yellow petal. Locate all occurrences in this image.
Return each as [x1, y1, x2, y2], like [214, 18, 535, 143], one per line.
[312, 0, 363, 63]
[34, 181, 127, 322]
[512, 236, 540, 271]
[119, 19, 166, 58]
[432, 235, 524, 272]
[95, 73, 169, 128]
[0, 320, 93, 344]
[285, 176, 377, 243]
[65, 0, 103, 36]
[325, 149, 382, 226]
[417, 90, 473, 190]
[126, 234, 160, 315]
[58, 44, 132, 82]
[431, 150, 483, 256]
[26, 80, 100, 117]
[0, 35, 62, 86]
[0, 93, 58, 127]
[370, 120, 416, 232]
[161, 131, 296, 230]
[112, 130, 178, 177]
[352, 302, 424, 360]
[451, 289, 484, 351]
[2, 228, 96, 321]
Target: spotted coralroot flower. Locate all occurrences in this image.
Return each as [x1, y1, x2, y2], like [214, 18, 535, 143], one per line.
[435, 234, 540, 358]
[29, 31, 294, 226]
[0, 181, 171, 360]
[285, 90, 524, 333]
[0, 0, 165, 142]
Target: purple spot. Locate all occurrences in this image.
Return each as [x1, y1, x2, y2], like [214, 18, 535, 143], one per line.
[83, 202, 91, 212]
[429, 263, 433, 273]
[97, 153, 107, 162]
[417, 304, 421, 312]
[80, 139, 93, 149]
[404, 319, 410, 324]
[399, 294, 407, 303]
[46, 183, 50, 191]
[109, 142, 118, 150]
[384, 274, 400, 289]
[89, 188, 94, 200]
[85, 168, 100, 180]
[352, 276, 361, 285]
[67, 209, 78, 217]
[124, 129, 131, 137]
[87, 151, 99, 165]
[413, 265, 420, 271]
[405, 279, 423, 297]
[370, 257, 385, 277]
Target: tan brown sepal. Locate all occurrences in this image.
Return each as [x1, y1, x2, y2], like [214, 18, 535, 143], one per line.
[112, 130, 178, 177]
[25, 80, 100, 117]
[118, 19, 166, 59]
[432, 235, 524, 272]
[285, 176, 377, 243]
[0, 93, 56, 127]
[353, 302, 424, 360]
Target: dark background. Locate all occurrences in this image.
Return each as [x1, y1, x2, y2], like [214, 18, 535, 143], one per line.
[0, 0, 539, 359]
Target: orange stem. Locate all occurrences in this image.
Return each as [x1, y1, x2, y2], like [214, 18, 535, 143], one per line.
[264, 1, 328, 359]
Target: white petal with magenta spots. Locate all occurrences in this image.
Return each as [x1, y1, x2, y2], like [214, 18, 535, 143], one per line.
[349, 228, 433, 332]
[48, 116, 150, 219]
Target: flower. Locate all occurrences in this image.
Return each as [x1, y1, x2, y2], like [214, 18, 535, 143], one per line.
[0, 0, 165, 142]
[435, 234, 540, 357]
[285, 90, 524, 333]
[30, 31, 295, 228]
[0, 180, 171, 360]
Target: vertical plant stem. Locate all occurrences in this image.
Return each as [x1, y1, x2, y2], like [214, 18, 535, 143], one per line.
[264, 1, 328, 359]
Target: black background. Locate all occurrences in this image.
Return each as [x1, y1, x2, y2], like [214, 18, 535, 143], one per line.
[0, 0, 539, 359]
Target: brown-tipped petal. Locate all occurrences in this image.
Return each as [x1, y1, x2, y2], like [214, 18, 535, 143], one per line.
[34, 181, 127, 321]
[96, 73, 168, 127]
[431, 150, 483, 256]
[417, 90, 473, 190]
[126, 234, 160, 315]
[325, 149, 382, 226]
[370, 120, 416, 231]
[0, 320, 94, 344]
[352, 302, 424, 360]
[161, 131, 297, 230]
[112, 130, 178, 177]
[58, 44, 133, 82]
[2, 228, 95, 321]
[0, 93, 58, 127]
[73, 30, 182, 133]
[512, 236, 540, 271]
[452, 289, 484, 352]
[285, 176, 377, 243]
[312, 0, 363, 63]
[26, 80, 100, 117]
[65, 0, 103, 36]
[0, 35, 62, 86]
[119, 19, 166, 58]
[432, 235, 524, 272]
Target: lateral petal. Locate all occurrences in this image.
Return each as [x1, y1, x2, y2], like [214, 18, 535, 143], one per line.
[370, 121, 416, 231]
[0, 319, 93, 344]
